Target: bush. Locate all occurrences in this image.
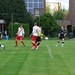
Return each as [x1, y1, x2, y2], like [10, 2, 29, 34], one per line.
[8, 23, 29, 38]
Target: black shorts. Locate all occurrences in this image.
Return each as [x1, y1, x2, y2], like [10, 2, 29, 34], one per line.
[36, 36, 41, 42]
[59, 36, 64, 39]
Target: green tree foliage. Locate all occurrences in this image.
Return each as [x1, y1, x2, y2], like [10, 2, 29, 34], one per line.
[46, 5, 51, 13]
[0, 0, 33, 24]
[53, 8, 68, 20]
[34, 13, 60, 37]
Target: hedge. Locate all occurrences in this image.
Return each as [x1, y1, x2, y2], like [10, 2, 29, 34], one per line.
[8, 23, 29, 38]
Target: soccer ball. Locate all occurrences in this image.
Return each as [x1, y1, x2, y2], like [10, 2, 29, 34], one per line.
[45, 37, 48, 40]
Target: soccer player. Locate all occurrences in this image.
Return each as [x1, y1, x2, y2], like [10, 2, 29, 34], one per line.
[30, 22, 39, 50]
[36, 26, 43, 50]
[15, 25, 25, 47]
[0, 28, 5, 50]
[0, 44, 5, 50]
[56, 26, 67, 47]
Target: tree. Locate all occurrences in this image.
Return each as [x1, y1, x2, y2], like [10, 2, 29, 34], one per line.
[0, 0, 33, 24]
[53, 8, 69, 20]
[46, 5, 51, 13]
[34, 13, 60, 37]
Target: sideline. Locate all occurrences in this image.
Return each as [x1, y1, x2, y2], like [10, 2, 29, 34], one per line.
[46, 45, 54, 58]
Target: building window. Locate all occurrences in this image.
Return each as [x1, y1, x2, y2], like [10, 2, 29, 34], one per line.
[29, 3, 33, 8]
[39, 0, 43, 2]
[34, 3, 38, 8]
[35, 9, 39, 16]
[25, 3, 29, 7]
[25, 0, 45, 14]
[29, 9, 34, 14]
[34, 0, 38, 2]
[39, 3, 44, 8]
[29, 0, 33, 2]
[25, 0, 28, 2]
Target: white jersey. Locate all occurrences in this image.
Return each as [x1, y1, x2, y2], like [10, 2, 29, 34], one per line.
[32, 26, 39, 36]
[17, 27, 24, 36]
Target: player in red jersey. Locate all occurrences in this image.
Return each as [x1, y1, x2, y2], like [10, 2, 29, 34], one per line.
[15, 25, 25, 47]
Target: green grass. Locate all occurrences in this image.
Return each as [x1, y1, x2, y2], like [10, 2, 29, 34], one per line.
[0, 39, 75, 75]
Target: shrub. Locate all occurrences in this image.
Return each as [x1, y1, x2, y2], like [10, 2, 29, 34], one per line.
[8, 23, 29, 38]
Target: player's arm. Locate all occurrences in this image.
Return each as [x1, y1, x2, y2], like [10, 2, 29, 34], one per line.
[64, 30, 67, 36]
[22, 29, 25, 38]
[64, 32, 66, 36]
[1, 32, 3, 38]
[58, 33, 60, 37]
[30, 33, 32, 37]
[30, 29, 33, 37]
[16, 27, 19, 35]
[58, 30, 60, 37]
[30, 27, 34, 37]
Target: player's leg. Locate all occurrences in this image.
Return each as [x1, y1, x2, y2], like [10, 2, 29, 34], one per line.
[62, 38, 64, 47]
[37, 41, 41, 46]
[0, 44, 5, 50]
[36, 37, 41, 49]
[56, 39, 60, 47]
[31, 35, 37, 49]
[15, 36, 18, 46]
[36, 41, 41, 50]
[20, 36, 25, 47]
[36, 37, 41, 45]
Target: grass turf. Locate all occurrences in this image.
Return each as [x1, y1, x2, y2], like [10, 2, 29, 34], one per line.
[0, 39, 75, 75]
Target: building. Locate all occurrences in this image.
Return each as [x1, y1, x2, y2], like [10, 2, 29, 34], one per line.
[24, 0, 46, 18]
[69, 0, 75, 25]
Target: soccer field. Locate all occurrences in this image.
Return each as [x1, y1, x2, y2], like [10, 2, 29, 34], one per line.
[0, 39, 75, 75]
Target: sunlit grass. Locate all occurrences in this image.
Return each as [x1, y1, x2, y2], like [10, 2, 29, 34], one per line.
[0, 39, 75, 75]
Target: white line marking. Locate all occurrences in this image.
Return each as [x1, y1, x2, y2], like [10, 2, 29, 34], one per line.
[46, 45, 54, 58]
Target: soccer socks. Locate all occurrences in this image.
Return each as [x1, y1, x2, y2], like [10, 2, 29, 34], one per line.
[21, 41, 25, 46]
[15, 41, 18, 46]
[15, 40, 25, 47]
[37, 43, 40, 46]
[56, 41, 64, 47]
[33, 42, 37, 48]
[62, 42, 64, 47]
[56, 41, 59, 47]
[32, 42, 37, 48]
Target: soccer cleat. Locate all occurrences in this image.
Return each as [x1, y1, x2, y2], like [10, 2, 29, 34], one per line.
[14, 45, 18, 47]
[24, 45, 25, 47]
[31, 46, 35, 49]
[36, 46, 39, 50]
[56, 45, 58, 47]
[62, 45, 64, 47]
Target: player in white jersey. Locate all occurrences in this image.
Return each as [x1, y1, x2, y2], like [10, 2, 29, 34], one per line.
[30, 22, 39, 50]
[15, 25, 25, 47]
